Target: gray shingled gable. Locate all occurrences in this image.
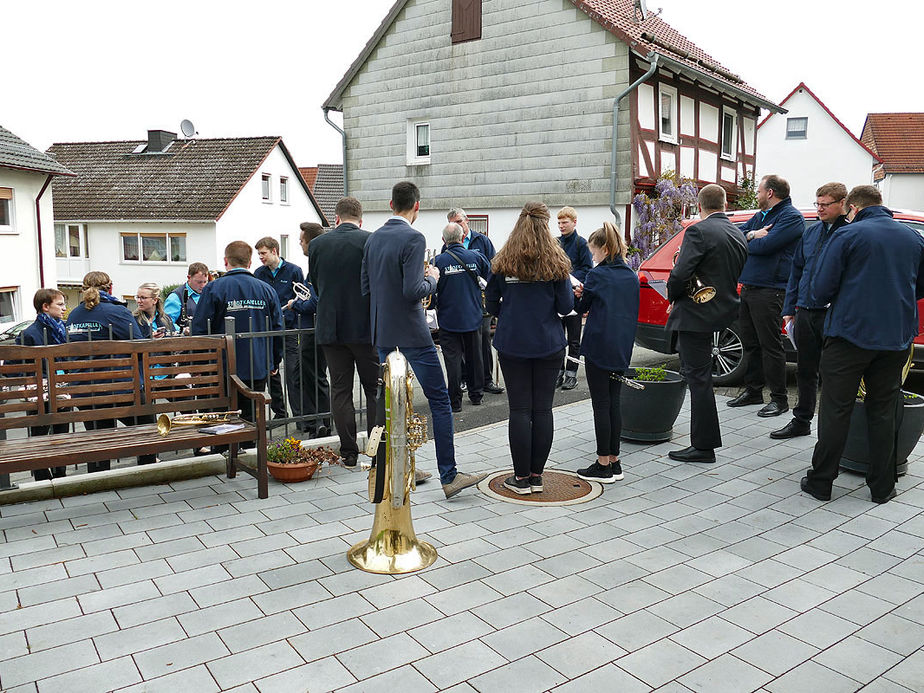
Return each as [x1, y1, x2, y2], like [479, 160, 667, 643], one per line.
[0, 125, 74, 177]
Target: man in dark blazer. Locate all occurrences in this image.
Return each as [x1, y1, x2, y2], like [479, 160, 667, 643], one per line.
[305, 198, 378, 467]
[666, 184, 748, 463]
[362, 181, 483, 499]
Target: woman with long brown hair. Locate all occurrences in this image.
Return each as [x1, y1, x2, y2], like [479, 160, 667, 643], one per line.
[485, 202, 575, 495]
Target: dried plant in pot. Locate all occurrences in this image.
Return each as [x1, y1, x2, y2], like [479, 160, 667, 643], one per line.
[266, 437, 339, 482]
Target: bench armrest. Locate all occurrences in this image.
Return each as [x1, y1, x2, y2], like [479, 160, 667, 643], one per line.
[229, 375, 271, 404]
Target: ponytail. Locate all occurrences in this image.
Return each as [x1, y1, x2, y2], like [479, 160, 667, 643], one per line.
[587, 221, 627, 262]
[81, 271, 112, 310]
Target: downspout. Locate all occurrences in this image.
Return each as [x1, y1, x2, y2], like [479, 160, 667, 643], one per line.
[34, 175, 54, 286]
[610, 53, 659, 228]
[323, 108, 348, 196]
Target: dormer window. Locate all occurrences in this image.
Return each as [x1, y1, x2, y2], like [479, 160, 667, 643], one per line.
[451, 0, 482, 44]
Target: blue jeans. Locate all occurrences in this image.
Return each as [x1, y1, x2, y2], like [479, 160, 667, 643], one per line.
[378, 346, 456, 484]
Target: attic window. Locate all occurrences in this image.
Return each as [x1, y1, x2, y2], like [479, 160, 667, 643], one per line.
[262, 174, 271, 201]
[451, 0, 482, 44]
[786, 117, 808, 140]
[0, 187, 12, 233]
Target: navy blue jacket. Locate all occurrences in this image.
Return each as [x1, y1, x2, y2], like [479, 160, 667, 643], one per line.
[254, 258, 306, 328]
[135, 311, 177, 339]
[191, 268, 283, 381]
[67, 299, 143, 341]
[575, 259, 639, 371]
[485, 274, 574, 358]
[164, 283, 201, 324]
[441, 229, 496, 260]
[783, 215, 848, 315]
[19, 318, 67, 347]
[813, 206, 924, 351]
[362, 217, 436, 349]
[558, 232, 593, 283]
[432, 243, 490, 332]
[738, 197, 804, 289]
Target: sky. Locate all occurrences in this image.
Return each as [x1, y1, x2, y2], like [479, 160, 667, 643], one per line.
[5, 0, 924, 167]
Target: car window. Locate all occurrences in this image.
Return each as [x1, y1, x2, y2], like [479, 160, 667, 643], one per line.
[899, 220, 924, 237]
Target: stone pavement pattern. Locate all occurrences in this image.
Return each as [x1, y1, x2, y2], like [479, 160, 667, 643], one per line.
[1, 395, 923, 692]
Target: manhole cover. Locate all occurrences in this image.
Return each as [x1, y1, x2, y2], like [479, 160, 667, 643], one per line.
[479, 469, 603, 506]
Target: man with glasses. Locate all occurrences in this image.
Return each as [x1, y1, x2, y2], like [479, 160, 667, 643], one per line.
[771, 183, 848, 439]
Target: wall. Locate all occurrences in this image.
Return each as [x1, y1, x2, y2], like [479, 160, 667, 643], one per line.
[880, 174, 924, 212]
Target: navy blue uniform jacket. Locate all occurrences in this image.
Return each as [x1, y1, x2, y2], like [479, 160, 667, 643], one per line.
[739, 197, 804, 289]
[254, 258, 306, 328]
[362, 217, 436, 349]
[812, 205, 924, 351]
[67, 300, 142, 341]
[558, 232, 593, 283]
[575, 259, 639, 371]
[191, 268, 283, 381]
[19, 318, 66, 347]
[432, 243, 490, 332]
[485, 274, 574, 358]
[783, 215, 848, 314]
[440, 229, 496, 260]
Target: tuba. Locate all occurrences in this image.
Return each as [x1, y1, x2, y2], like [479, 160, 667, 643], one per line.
[347, 349, 437, 574]
[672, 248, 717, 304]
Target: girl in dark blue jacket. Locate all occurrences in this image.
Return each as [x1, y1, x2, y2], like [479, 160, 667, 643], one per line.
[485, 202, 575, 495]
[573, 223, 640, 484]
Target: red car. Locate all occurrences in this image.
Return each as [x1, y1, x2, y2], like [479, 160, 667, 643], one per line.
[635, 209, 924, 385]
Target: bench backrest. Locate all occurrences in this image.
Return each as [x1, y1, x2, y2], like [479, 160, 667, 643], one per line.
[0, 335, 237, 430]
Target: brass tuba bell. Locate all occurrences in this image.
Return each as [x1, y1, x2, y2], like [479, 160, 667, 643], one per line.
[347, 349, 437, 574]
[672, 248, 717, 304]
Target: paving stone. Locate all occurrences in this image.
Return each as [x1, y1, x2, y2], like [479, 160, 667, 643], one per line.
[883, 648, 924, 691]
[0, 631, 29, 662]
[413, 639, 508, 689]
[133, 632, 229, 679]
[469, 655, 567, 693]
[288, 618, 379, 663]
[538, 630, 626, 678]
[813, 635, 905, 685]
[336, 664, 435, 693]
[669, 615, 754, 659]
[550, 663, 651, 693]
[96, 558, 174, 589]
[763, 579, 837, 612]
[361, 597, 444, 638]
[764, 660, 862, 693]
[856, 614, 924, 656]
[17, 573, 101, 607]
[218, 611, 306, 654]
[337, 632, 430, 681]
[153, 564, 230, 595]
[252, 578, 331, 615]
[206, 640, 304, 690]
[425, 580, 504, 616]
[254, 656, 355, 693]
[542, 596, 621, 636]
[648, 591, 724, 629]
[732, 630, 820, 677]
[8, 544, 85, 572]
[678, 653, 773, 693]
[615, 638, 707, 688]
[291, 592, 375, 631]
[643, 564, 713, 594]
[480, 616, 569, 661]
[720, 597, 800, 635]
[596, 609, 679, 651]
[134, 536, 205, 562]
[1, 639, 99, 688]
[358, 575, 436, 609]
[529, 574, 600, 608]
[408, 611, 494, 654]
[64, 549, 139, 577]
[35, 655, 141, 693]
[113, 593, 198, 629]
[778, 609, 860, 649]
[178, 597, 263, 637]
[94, 617, 186, 660]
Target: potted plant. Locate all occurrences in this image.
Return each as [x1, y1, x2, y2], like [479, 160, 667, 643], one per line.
[841, 390, 924, 477]
[266, 437, 339, 482]
[620, 364, 688, 442]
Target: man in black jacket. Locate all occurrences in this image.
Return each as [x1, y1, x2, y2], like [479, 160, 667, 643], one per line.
[667, 184, 748, 463]
[556, 206, 593, 390]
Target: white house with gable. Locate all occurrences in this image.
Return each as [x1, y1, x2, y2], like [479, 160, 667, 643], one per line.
[757, 83, 879, 206]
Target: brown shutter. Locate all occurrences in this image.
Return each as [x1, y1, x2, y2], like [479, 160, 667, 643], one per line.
[0, 188, 12, 200]
[451, 0, 482, 44]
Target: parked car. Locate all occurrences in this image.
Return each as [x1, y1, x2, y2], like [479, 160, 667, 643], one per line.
[635, 209, 924, 385]
[0, 319, 32, 345]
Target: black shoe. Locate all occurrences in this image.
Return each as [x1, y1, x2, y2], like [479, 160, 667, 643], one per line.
[342, 454, 358, 468]
[555, 370, 565, 388]
[469, 398, 482, 406]
[668, 446, 716, 463]
[529, 475, 543, 492]
[315, 425, 331, 438]
[561, 374, 578, 390]
[757, 402, 789, 418]
[503, 475, 532, 495]
[770, 419, 810, 439]
[451, 403, 462, 413]
[484, 381, 504, 394]
[727, 391, 764, 407]
[577, 461, 616, 483]
[872, 488, 897, 504]
[800, 476, 831, 501]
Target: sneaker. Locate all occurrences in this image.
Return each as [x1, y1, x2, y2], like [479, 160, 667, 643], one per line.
[529, 475, 543, 492]
[577, 461, 616, 484]
[555, 370, 565, 388]
[610, 461, 624, 480]
[561, 373, 578, 390]
[442, 471, 486, 499]
[503, 475, 532, 495]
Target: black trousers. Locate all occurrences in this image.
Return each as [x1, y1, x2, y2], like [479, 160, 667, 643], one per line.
[793, 308, 827, 423]
[585, 361, 623, 457]
[267, 334, 300, 419]
[322, 342, 380, 458]
[440, 328, 484, 406]
[297, 331, 331, 434]
[81, 406, 157, 471]
[481, 315, 494, 384]
[677, 330, 722, 450]
[805, 338, 906, 499]
[739, 285, 788, 405]
[499, 349, 563, 478]
[561, 314, 583, 374]
[29, 422, 70, 480]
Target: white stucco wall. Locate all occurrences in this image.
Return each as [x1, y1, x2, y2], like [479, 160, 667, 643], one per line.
[0, 168, 58, 323]
[757, 88, 875, 206]
[879, 174, 924, 212]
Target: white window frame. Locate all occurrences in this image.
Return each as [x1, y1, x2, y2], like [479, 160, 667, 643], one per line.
[721, 107, 737, 160]
[658, 84, 678, 144]
[261, 173, 272, 201]
[280, 176, 289, 204]
[280, 234, 289, 258]
[120, 231, 188, 264]
[0, 188, 14, 234]
[0, 287, 19, 325]
[55, 223, 89, 258]
[407, 120, 431, 165]
[786, 117, 808, 140]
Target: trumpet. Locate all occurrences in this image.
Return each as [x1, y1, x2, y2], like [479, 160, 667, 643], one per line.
[292, 282, 312, 301]
[422, 249, 436, 310]
[157, 410, 242, 436]
[672, 248, 716, 304]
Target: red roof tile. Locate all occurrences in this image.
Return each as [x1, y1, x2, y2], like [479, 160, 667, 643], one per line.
[299, 166, 319, 191]
[862, 113, 924, 174]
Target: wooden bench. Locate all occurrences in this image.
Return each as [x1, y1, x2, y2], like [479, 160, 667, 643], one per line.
[0, 335, 270, 498]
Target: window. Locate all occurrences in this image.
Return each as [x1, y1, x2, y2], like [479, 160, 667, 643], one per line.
[0, 187, 13, 232]
[468, 214, 489, 237]
[451, 0, 482, 44]
[786, 117, 808, 139]
[120, 232, 187, 263]
[280, 234, 289, 258]
[261, 174, 271, 201]
[721, 108, 737, 159]
[659, 84, 678, 143]
[280, 176, 289, 204]
[407, 120, 431, 165]
[0, 289, 16, 325]
[55, 224, 89, 258]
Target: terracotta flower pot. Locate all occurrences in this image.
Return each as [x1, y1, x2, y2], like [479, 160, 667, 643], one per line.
[267, 460, 319, 483]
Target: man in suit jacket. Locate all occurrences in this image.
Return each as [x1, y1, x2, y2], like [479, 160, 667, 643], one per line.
[306, 197, 380, 467]
[666, 184, 748, 463]
[362, 181, 483, 499]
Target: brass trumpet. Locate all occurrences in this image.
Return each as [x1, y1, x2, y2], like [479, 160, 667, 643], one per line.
[156, 410, 242, 436]
[672, 248, 716, 304]
[422, 249, 436, 310]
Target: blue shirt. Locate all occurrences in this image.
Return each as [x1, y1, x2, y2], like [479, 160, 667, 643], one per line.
[164, 283, 201, 323]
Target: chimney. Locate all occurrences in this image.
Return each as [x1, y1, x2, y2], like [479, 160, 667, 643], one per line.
[147, 130, 176, 153]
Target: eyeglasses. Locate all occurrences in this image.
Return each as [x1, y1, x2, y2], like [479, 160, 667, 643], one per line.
[814, 200, 843, 209]
[135, 295, 154, 301]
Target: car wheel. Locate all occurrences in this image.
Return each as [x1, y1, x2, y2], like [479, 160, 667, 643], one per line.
[712, 324, 746, 386]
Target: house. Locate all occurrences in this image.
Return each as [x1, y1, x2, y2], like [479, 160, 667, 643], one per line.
[298, 163, 344, 225]
[861, 113, 924, 211]
[322, 0, 781, 248]
[48, 131, 327, 306]
[756, 83, 880, 207]
[0, 125, 74, 326]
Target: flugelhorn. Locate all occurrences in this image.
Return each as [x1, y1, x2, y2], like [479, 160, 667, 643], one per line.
[292, 282, 312, 301]
[672, 248, 716, 304]
[157, 410, 242, 436]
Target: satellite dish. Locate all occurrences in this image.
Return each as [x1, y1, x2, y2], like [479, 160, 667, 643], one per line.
[180, 119, 197, 138]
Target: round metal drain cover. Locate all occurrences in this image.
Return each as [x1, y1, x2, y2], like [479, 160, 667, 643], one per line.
[479, 469, 603, 506]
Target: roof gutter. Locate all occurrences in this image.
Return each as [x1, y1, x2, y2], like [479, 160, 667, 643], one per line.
[34, 175, 54, 286]
[323, 108, 348, 196]
[611, 53, 659, 226]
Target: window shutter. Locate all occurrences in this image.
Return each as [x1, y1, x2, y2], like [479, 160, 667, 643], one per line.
[451, 0, 482, 44]
[0, 188, 12, 200]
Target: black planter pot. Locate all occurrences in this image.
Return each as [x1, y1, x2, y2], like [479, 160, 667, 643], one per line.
[840, 390, 924, 477]
[620, 368, 688, 442]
